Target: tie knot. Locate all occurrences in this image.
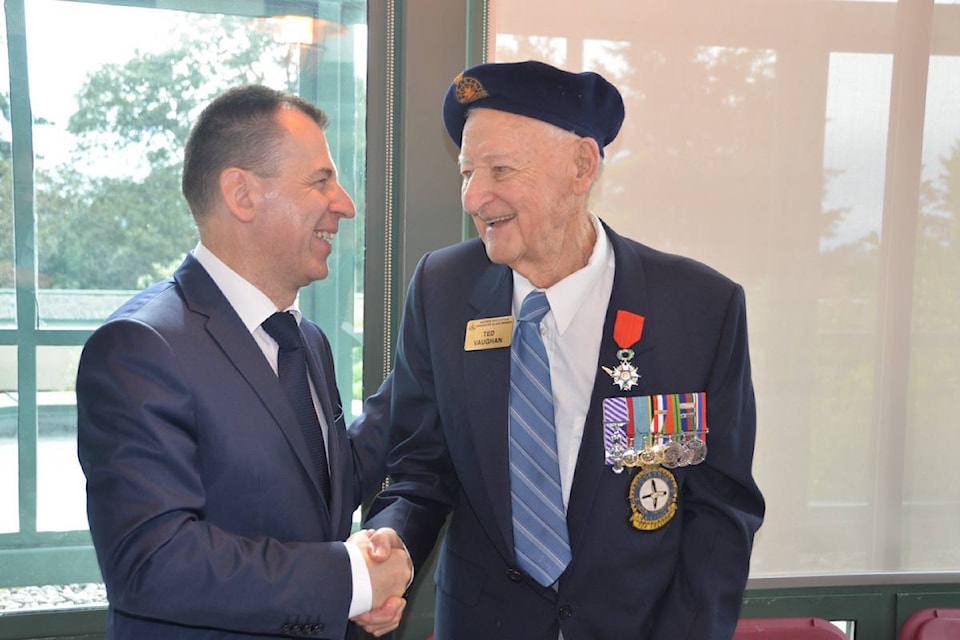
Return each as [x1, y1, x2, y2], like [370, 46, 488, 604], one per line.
[262, 311, 303, 351]
[518, 290, 550, 324]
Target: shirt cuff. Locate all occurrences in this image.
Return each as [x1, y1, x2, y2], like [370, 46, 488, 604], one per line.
[344, 540, 373, 617]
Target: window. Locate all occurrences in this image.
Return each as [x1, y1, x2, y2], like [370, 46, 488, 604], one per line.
[0, 0, 367, 613]
[489, 0, 960, 577]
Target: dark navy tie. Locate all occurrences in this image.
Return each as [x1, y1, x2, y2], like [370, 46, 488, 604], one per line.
[508, 291, 571, 586]
[262, 311, 331, 503]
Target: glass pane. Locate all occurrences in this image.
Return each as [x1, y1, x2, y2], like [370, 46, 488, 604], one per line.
[488, 0, 960, 577]
[25, 0, 367, 345]
[36, 346, 83, 533]
[905, 47, 960, 568]
[0, 345, 17, 534]
[803, 52, 890, 572]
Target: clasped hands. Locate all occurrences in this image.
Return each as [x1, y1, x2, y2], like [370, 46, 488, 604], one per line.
[348, 528, 412, 637]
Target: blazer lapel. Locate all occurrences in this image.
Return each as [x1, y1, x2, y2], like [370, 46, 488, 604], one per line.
[175, 256, 330, 519]
[461, 262, 516, 559]
[566, 226, 656, 551]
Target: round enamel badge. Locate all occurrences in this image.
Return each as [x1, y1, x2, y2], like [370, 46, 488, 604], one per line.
[628, 466, 678, 531]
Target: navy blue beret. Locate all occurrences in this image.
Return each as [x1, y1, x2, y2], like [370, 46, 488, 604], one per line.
[442, 60, 625, 157]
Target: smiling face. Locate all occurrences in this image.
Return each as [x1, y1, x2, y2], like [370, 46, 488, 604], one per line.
[250, 106, 356, 303]
[458, 108, 598, 288]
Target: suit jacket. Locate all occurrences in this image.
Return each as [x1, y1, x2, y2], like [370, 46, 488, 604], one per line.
[363, 223, 765, 639]
[77, 254, 390, 640]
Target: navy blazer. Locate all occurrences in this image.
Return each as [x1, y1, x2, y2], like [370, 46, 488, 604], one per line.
[77, 254, 390, 640]
[363, 223, 765, 640]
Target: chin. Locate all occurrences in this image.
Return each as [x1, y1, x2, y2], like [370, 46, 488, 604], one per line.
[308, 263, 330, 283]
[481, 241, 519, 267]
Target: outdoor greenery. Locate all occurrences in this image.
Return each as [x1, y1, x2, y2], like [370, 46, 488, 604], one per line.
[0, 15, 296, 291]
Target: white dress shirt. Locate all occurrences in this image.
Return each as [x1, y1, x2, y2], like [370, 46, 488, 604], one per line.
[510, 215, 616, 506]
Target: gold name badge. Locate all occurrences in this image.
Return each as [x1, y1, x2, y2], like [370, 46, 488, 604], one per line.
[464, 315, 513, 351]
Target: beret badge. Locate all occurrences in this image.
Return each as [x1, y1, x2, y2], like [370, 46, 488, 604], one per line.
[453, 72, 489, 105]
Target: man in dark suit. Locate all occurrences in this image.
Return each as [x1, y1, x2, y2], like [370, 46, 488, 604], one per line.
[359, 61, 765, 639]
[77, 85, 410, 640]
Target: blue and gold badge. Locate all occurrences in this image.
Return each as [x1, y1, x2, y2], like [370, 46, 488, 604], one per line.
[629, 465, 678, 531]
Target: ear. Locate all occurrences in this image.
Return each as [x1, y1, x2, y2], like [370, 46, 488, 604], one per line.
[571, 137, 601, 195]
[219, 167, 258, 223]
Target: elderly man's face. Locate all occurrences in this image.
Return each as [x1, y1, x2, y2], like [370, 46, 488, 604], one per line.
[459, 108, 588, 285]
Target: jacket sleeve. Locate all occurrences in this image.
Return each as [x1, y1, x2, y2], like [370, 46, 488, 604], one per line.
[361, 254, 459, 572]
[649, 284, 765, 640]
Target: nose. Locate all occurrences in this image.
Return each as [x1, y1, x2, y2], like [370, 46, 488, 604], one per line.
[331, 182, 356, 219]
[461, 170, 492, 216]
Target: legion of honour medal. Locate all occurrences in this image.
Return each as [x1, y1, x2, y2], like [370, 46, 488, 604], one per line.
[601, 310, 645, 391]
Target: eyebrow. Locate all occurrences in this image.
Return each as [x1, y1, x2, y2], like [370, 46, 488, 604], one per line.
[459, 149, 513, 166]
[309, 167, 334, 181]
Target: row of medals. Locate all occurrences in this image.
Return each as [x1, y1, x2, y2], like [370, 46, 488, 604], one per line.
[608, 431, 708, 474]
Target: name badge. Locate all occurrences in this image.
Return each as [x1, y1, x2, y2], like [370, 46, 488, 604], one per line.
[464, 315, 513, 351]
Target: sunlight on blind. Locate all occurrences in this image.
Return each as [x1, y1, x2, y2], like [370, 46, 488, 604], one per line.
[490, 0, 960, 577]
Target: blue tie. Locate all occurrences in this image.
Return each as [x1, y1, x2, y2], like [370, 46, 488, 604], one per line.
[509, 291, 571, 586]
[262, 311, 331, 503]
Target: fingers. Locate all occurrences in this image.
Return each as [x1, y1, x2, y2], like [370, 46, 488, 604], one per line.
[367, 527, 404, 561]
[345, 528, 375, 547]
[351, 596, 406, 637]
[367, 548, 413, 609]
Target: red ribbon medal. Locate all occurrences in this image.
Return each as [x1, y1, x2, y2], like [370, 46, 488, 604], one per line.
[602, 310, 645, 391]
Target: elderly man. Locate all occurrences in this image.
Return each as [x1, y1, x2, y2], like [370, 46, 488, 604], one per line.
[360, 60, 765, 639]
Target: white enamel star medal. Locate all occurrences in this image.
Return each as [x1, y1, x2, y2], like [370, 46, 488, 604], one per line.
[603, 349, 640, 391]
[602, 310, 645, 391]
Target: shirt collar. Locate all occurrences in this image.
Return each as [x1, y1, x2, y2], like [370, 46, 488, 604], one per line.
[192, 242, 300, 332]
[512, 214, 611, 334]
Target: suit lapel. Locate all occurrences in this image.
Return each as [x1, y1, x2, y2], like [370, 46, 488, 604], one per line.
[462, 263, 515, 559]
[566, 226, 656, 551]
[175, 256, 331, 520]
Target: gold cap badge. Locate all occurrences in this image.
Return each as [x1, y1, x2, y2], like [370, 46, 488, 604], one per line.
[453, 72, 489, 104]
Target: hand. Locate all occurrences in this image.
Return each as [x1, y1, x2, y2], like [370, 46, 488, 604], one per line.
[351, 595, 406, 637]
[347, 528, 413, 608]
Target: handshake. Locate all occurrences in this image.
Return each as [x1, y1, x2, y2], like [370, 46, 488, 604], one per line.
[347, 528, 413, 637]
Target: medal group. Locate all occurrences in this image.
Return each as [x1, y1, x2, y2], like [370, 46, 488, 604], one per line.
[603, 392, 709, 531]
[598, 310, 709, 531]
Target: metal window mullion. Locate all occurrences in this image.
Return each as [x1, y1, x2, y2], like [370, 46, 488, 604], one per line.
[5, 0, 39, 538]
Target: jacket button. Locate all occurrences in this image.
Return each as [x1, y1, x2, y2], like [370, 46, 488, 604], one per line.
[507, 568, 523, 582]
[559, 604, 574, 620]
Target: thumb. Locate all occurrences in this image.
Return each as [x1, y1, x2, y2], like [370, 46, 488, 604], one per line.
[367, 530, 391, 561]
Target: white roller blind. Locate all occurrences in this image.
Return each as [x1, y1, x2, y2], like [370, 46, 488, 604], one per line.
[490, 0, 960, 577]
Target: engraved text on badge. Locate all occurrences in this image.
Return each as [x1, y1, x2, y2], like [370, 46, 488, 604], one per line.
[464, 315, 514, 351]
